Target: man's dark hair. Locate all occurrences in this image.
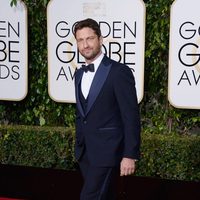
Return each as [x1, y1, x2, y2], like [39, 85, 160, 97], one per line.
[73, 18, 101, 38]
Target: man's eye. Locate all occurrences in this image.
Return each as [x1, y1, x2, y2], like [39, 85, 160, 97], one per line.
[77, 39, 83, 43]
[88, 37, 95, 41]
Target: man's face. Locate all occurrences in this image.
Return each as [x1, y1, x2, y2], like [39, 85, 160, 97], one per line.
[75, 27, 103, 63]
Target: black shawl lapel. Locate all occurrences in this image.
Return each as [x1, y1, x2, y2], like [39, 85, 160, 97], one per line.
[75, 68, 85, 117]
[85, 56, 112, 116]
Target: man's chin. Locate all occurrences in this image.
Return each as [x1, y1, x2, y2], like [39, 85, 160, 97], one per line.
[84, 54, 95, 61]
[81, 50, 101, 61]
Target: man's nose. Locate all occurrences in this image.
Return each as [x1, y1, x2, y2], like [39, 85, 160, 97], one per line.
[83, 40, 89, 48]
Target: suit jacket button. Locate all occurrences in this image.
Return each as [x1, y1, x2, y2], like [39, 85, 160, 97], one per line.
[83, 120, 87, 124]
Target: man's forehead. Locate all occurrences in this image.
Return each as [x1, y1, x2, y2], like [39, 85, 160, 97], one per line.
[76, 28, 96, 38]
[77, 27, 95, 33]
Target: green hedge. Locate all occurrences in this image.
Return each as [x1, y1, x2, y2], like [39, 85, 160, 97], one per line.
[137, 133, 200, 181]
[0, 125, 75, 170]
[1, 125, 200, 181]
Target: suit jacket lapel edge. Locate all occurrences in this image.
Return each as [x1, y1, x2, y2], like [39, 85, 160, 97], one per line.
[75, 69, 85, 117]
[86, 56, 112, 115]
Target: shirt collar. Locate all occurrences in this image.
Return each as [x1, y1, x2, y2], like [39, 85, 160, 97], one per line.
[86, 53, 104, 72]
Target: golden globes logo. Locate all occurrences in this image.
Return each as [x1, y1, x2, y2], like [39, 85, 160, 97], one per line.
[55, 20, 138, 82]
[47, 0, 145, 103]
[168, 0, 200, 109]
[0, 0, 28, 101]
[178, 21, 200, 86]
[0, 21, 20, 80]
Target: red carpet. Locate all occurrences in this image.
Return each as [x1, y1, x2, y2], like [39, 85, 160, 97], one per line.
[1, 165, 200, 200]
[0, 198, 23, 200]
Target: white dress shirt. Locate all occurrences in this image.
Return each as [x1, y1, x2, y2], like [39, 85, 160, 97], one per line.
[81, 53, 104, 99]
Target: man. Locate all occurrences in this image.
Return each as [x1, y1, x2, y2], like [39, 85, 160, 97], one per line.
[74, 18, 141, 200]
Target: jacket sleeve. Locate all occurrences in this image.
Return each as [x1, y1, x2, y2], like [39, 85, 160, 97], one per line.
[113, 65, 141, 160]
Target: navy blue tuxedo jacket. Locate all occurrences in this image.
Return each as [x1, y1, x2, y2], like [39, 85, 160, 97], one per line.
[75, 55, 141, 167]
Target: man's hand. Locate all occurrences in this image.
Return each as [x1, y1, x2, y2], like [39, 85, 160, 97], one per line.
[120, 157, 136, 176]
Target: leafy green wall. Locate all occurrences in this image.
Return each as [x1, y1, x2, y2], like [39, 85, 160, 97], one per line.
[1, 0, 199, 135]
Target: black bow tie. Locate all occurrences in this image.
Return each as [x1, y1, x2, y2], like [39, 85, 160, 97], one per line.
[81, 64, 95, 73]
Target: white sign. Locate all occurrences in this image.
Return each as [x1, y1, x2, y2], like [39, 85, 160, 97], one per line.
[0, 0, 28, 101]
[168, 0, 200, 109]
[47, 0, 145, 103]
